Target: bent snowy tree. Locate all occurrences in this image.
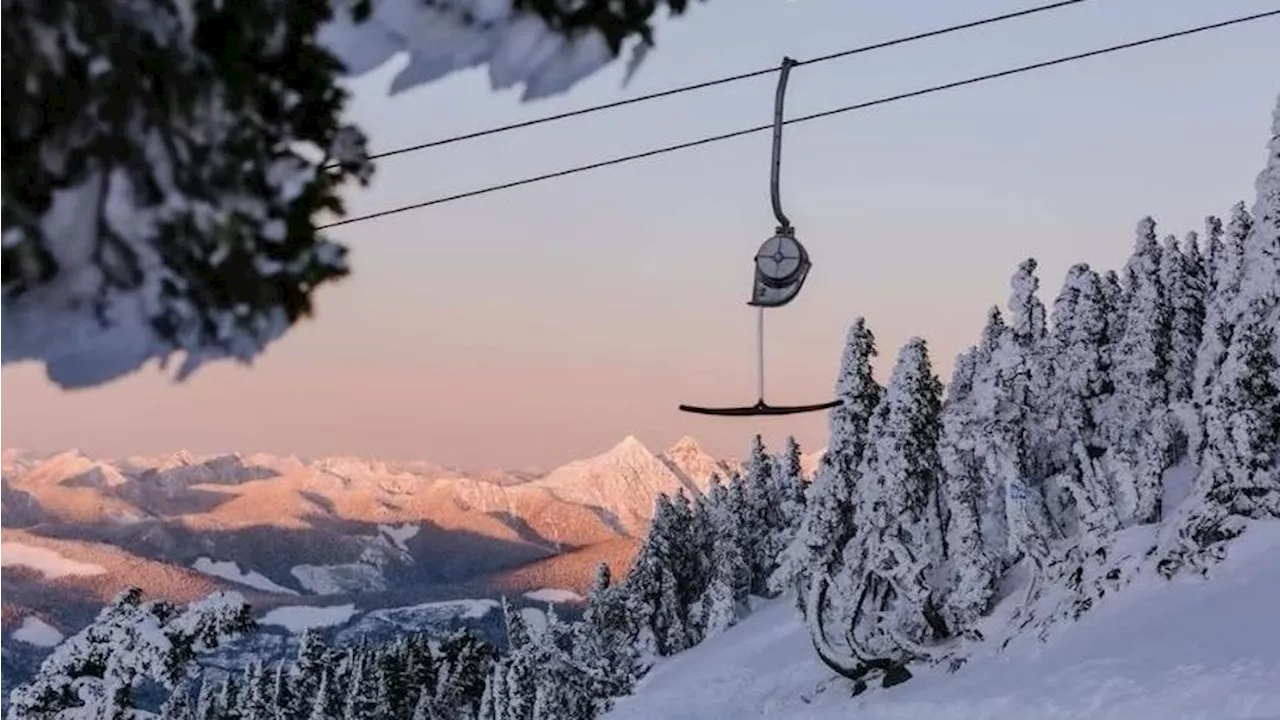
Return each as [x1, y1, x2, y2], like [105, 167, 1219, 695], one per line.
[1, 0, 700, 389]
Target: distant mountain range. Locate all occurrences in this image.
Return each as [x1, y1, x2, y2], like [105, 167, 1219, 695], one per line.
[0, 437, 822, 650]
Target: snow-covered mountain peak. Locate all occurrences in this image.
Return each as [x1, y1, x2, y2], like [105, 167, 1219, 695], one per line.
[666, 436, 703, 456]
[661, 437, 740, 492]
[26, 450, 106, 482]
[611, 435, 649, 455]
[530, 437, 703, 532]
[164, 449, 200, 468]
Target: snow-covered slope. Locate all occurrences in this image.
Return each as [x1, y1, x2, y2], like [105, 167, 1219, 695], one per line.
[605, 522, 1280, 720]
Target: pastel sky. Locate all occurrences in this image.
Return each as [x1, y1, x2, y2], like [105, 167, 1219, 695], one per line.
[3, 0, 1279, 470]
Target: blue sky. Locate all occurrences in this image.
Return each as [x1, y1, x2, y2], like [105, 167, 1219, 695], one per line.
[4, 0, 1278, 469]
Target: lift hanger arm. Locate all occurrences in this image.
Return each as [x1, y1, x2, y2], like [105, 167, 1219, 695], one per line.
[771, 57, 798, 234]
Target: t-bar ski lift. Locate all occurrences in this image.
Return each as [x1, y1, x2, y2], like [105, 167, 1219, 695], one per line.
[679, 57, 842, 417]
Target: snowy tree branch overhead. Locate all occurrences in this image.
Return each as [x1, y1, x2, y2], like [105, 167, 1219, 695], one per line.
[1, 0, 699, 389]
[324, 0, 694, 98]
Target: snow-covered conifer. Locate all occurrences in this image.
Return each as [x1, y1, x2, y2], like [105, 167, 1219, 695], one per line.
[342, 653, 378, 720]
[269, 661, 293, 720]
[936, 306, 1013, 574]
[777, 436, 808, 534]
[1102, 269, 1129, 350]
[502, 596, 531, 653]
[1041, 264, 1120, 538]
[968, 262, 1048, 565]
[741, 434, 781, 593]
[1203, 214, 1225, 296]
[1006, 258, 1050, 443]
[375, 642, 413, 720]
[1162, 299, 1279, 573]
[1195, 203, 1253, 408]
[701, 528, 749, 638]
[843, 338, 949, 669]
[478, 658, 509, 720]
[6, 589, 254, 720]
[241, 660, 273, 720]
[405, 633, 437, 699]
[939, 344, 998, 631]
[1110, 217, 1174, 525]
[161, 681, 197, 720]
[195, 677, 220, 720]
[1009, 258, 1048, 349]
[591, 562, 612, 597]
[1163, 233, 1206, 405]
[290, 628, 330, 719]
[308, 670, 337, 720]
[1163, 95, 1280, 573]
[773, 319, 881, 602]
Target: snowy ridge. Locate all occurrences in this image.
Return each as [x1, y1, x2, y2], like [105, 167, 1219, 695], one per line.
[1, 435, 746, 543]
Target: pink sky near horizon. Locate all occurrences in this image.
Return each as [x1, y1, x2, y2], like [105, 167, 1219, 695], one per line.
[3, 0, 1279, 469]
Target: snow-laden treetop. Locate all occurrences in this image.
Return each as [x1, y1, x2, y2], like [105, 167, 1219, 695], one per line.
[1, 0, 697, 389]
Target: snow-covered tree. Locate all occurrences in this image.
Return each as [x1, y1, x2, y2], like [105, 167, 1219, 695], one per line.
[1162, 298, 1279, 573]
[968, 263, 1047, 566]
[1202, 214, 1225, 295]
[773, 319, 882, 603]
[309, 668, 343, 720]
[581, 564, 642, 699]
[433, 630, 496, 718]
[1040, 264, 1120, 538]
[1110, 217, 1174, 525]
[740, 434, 782, 594]
[1002, 258, 1056, 483]
[1008, 258, 1048, 349]
[195, 676, 220, 720]
[776, 435, 808, 539]
[291, 628, 332, 719]
[404, 634, 438, 707]
[160, 681, 197, 720]
[2, 0, 702, 389]
[217, 673, 243, 720]
[1164, 232, 1207, 406]
[342, 653, 378, 720]
[1195, 203, 1252, 410]
[6, 588, 254, 720]
[618, 493, 694, 656]
[590, 561, 612, 597]
[1162, 93, 1280, 574]
[241, 660, 272, 720]
[374, 642, 413, 720]
[938, 342, 998, 631]
[269, 661, 293, 720]
[700, 525, 749, 638]
[840, 338, 949, 674]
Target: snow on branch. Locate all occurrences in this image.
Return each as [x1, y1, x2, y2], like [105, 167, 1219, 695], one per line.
[1, 0, 697, 389]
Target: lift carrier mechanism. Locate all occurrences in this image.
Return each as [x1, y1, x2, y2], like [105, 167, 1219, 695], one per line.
[679, 57, 841, 417]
